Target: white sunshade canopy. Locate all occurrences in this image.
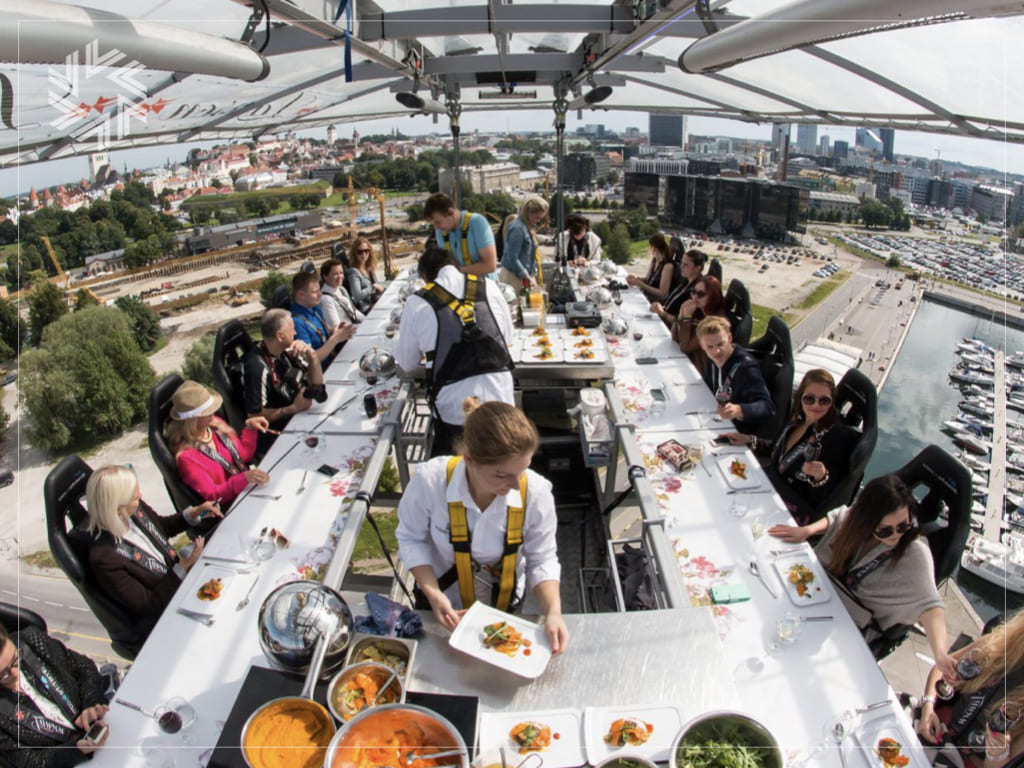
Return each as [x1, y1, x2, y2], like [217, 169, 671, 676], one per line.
[0, 0, 1022, 166]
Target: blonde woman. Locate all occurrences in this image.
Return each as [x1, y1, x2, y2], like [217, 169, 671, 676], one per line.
[166, 380, 271, 504]
[396, 399, 569, 654]
[347, 237, 384, 312]
[84, 465, 218, 625]
[500, 196, 549, 289]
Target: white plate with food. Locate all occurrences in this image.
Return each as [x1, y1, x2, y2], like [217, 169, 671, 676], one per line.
[851, 714, 924, 768]
[583, 706, 683, 764]
[559, 327, 596, 342]
[716, 456, 760, 489]
[448, 602, 552, 678]
[179, 563, 253, 616]
[566, 339, 608, 364]
[479, 709, 584, 768]
[772, 551, 831, 606]
[519, 342, 564, 364]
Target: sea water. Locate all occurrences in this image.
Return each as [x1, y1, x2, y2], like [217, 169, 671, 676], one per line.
[865, 299, 1024, 622]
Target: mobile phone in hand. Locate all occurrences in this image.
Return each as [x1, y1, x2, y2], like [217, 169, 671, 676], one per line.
[713, 435, 733, 445]
[84, 723, 108, 744]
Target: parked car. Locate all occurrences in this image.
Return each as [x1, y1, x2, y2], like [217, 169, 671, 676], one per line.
[0, 471, 13, 489]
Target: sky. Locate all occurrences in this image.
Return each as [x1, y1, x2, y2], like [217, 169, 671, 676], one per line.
[3, 112, 1023, 200]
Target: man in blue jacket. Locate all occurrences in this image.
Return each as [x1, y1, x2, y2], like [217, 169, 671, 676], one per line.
[697, 315, 774, 435]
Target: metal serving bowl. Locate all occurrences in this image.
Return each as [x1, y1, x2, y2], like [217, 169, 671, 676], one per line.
[598, 259, 619, 276]
[358, 348, 397, 380]
[326, 661, 405, 723]
[579, 265, 604, 285]
[324, 703, 469, 768]
[670, 711, 783, 768]
[594, 756, 660, 768]
[587, 286, 614, 310]
[257, 582, 353, 679]
[601, 314, 629, 337]
[498, 281, 518, 307]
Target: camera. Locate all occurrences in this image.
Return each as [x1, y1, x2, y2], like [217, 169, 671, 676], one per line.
[304, 383, 328, 403]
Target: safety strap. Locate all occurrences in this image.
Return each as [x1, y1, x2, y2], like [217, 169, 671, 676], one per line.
[444, 456, 526, 611]
[441, 211, 473, 266]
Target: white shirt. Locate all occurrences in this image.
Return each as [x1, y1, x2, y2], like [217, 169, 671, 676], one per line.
[320, 283, 365, 327]
[122, 518, 186, 580]
[395, 456, 561, 609]
[394, 265, 514, 425]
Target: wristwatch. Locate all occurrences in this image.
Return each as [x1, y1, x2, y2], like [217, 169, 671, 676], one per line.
[920, 695, 936, 706]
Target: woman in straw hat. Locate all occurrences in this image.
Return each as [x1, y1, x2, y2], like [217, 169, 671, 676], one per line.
[166, 381, 272, 505]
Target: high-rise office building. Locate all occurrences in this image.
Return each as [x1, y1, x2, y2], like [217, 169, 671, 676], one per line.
[855, 128, 883, 153]
[833, 140, 849, 159]
[879, 128, 895, 162]
[796, 124, 818, 154]
[770, 123, 791, 162]
[819, 135, 831, 156]
[649, 114, 685, 147]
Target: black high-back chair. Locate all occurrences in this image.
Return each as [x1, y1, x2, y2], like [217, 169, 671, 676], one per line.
[0, 601, 48, 634]
[148, 373, 205, 516]
[213, 319, 256, 433]
[271, 284, 291, 310]
[43, 456, 145, 659]
[747, 315, 794, 442]
[725, 278, 753, 347]
[708, 258, 723, 284]
[818, 368, 879, 513]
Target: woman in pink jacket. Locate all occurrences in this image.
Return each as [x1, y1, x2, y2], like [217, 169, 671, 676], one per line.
[166, 381, 271, 504]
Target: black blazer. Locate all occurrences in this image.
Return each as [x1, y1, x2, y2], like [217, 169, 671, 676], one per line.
[0, 627, 106, 768]
[85, 501, 189, 627]
[766, 422, 858, 525]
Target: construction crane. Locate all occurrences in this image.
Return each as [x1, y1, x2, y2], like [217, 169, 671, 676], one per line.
[39, 235, 69, 290]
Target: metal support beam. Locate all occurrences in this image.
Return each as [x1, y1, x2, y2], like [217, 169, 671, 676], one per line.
[448, 98, 463, 206]
[423, 52, 584, 77]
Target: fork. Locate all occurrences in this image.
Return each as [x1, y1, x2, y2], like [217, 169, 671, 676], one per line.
[296, 470, 308, 496]
[249, 493, 282, 501]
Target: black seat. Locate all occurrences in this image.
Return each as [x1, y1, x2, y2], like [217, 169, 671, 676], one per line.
[44, 456, 145, 659]
[271, 284, 291, 310]
[148, 374, 206, 518]
[0, 601, 48, 634]
[725, 279, 753, 347]
[818, 368, 879, 513]
[894, 445, 973, 586]
[746, 315, 794, 442]
[212, 319, 256, 433]
[708, 258, 723, 284]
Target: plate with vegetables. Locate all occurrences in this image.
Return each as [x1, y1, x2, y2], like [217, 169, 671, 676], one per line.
[448, 602, 552, 678]
[771, 551, 830, 606]
[584, 706, 683, 764]
[716, 456, 760, 490]
[479, 709, 584, 768]
[178, 563, 252, 617]
[852, 715, 924, 768]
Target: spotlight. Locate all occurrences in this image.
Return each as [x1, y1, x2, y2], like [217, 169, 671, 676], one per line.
[395, 92, 447, 114]
[568, 86, 613, 110]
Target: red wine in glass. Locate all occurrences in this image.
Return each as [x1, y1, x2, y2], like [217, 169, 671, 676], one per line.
[304, 435, 319, 449]
[632, 330, 644, 342]
[158, 711, 182, 734]
[715, 385, 732, 406]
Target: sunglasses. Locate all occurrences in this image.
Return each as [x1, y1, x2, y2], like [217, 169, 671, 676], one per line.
[0, 651, 19, 685]
[873, 518, 915, 539]
[692, 290, 707, 298]
[357, 248, 371, 254]
[801, 394, 833, 407]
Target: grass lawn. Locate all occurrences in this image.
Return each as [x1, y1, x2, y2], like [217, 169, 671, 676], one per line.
[182, 181, 331, 209]
[795, 274, 847, 310]
[352, 510, 398, 572]
[751, 303, 796, 339]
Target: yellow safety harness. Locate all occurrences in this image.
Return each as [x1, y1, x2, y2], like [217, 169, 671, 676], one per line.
[422, 274, 479, 331]
[441, 211, 473, 266]
[445, 455, 527, 611]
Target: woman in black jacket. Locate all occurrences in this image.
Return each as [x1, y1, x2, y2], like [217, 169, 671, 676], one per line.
[0, 623, 108, 767]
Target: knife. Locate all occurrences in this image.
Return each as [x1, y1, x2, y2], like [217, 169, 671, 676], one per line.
[177, 608, 215, 626]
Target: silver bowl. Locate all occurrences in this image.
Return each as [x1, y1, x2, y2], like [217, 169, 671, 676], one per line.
[670, 711, 783, 768]
[257, 581, 353, 679]
[594, 756, 660, 768]
[579, 266, 604, 284]
[598, 259, 619, 275]
[326, 661, 406, 723]
[601, 314, 629, 337]
[324, 703, 469, 768]
[587, 286, 614, 310]
[359, 347, 397, 380]
[498, 281, 518, 306]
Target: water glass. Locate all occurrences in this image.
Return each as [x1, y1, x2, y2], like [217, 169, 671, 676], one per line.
[730, 500, 749, 518]
[775, 613, 803, 646]
[239, 532, 275, 562]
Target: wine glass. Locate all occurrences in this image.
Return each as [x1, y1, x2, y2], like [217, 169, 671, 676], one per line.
[302, 432, 322, 456]
[713, 384, 732, 422]
[766, 612, 803, 655]
[384, 324, 397, 341]
[730, 500, 749, 518]
[155, 697, 196, 745]
[632, 329, 644, 343]
[957, 648, 988, 680]
[239, 530, 275, 562]
[612, 289, 623, 307]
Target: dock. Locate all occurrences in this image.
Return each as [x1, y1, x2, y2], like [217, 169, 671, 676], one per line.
[984, 349, 1008, 543]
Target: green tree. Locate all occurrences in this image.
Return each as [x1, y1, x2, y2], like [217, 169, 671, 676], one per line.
[260, 270, 291, 309]
[0, 401, 8, 441]
[27, 276, 68, 345]
[19, 306, 155, 452]
[114, 296, 162, 352]
[607, 223, 631, 264]
[180, 333, 217, 388]
[404, 203, 423, 223]
[73, 288, 100, 312]
[860, 198, 892, 229]
[0, 297, 26, 357]
[886, 254, 901, 268]
[593, 220, 613, 246]
[6, 244, 45, 291]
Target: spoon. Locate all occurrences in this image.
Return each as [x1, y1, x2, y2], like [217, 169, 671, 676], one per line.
[404, 749, 466, 763]
[369, 669, 400, 706]
[115, 699, 184, 733]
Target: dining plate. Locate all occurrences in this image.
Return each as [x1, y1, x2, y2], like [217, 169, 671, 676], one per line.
[478, 709, 584, 768]
[518, 341, 565, 364]
[447, 602, 552, 679]
[772, 551, 831, 606]
[583, 705, 683, 765]
[178, 563, 254, 616]
[851, 713, 926, 768]
[716, 456, 760, 489]
[566, 339, 608, 364]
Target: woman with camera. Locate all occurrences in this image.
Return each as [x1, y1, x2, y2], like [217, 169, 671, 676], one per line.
[769, 475, 954, 679]
[721, 369, 857, 525]
[166, 380, 271, 505]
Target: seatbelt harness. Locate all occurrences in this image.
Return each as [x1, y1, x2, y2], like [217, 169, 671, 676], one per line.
[441, 211, 473, 266]
[445, 455, 526, 611]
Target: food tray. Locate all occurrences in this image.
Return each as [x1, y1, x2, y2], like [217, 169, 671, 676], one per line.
[716, 456, 760, 489]
[478, 709, 584, 768]
[772, 551, 831, 606]
[851, 712, 926, 768]
[179, 563, 256, 616]
[448, 602, 551, 679]
[583, 705, 683, 764]
[344, 633, 417, 683]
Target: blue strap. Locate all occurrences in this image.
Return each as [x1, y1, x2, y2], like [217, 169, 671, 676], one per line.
[333, 0, 353, 81]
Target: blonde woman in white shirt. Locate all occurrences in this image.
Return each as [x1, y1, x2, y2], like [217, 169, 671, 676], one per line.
[396, 399, 569, 654]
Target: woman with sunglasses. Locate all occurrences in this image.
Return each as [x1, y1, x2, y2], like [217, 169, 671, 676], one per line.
[671, 274, 726, 364]
[651, 246, 707, 329]
[346, 237, 384, 313]
[626, 233, 675, 302]
[0, 622, 111, 765]
[913, 609, 1024, 768]
[723, 369, 857, 525]
[770, 475, 953, 680]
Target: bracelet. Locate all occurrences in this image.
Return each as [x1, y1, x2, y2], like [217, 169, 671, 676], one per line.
[749, 435, 758, 450]
[682, 315, 693, 322]
[920, 695, 936, 706]
[808, 469, 830, 488]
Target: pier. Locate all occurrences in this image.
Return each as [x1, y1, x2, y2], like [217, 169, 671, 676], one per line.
[984, 350, 1008, 543]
